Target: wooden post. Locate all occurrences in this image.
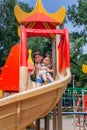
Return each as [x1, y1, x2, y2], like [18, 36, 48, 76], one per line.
[56, 26, 62, 130]
[57, 99, 62, 130]
[45, 115, 49, 130]
[52, 38, 56, 78]
[53, 107, 57, 130]
[20, 67, 28, 92]
[52, 38, 57, 130]
[17, 102, 21, 130]
[36, 119, 40, 130]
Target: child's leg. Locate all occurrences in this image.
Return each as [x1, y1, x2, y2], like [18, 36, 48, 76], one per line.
[46, 73, 54, 82]
[48, 76, 54, 82]
[41, 73, 48, 84]
[36, 77, 42, 87]
[36, 83, 41, 87]
[42, 73, 47, 81]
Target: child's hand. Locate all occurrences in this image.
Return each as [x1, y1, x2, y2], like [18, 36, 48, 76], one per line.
[48, 68, 54, 73]
[34, 66, 39, 75]
[42, 66, 48, 71]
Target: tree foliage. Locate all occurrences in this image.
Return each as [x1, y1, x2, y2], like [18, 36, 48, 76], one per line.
[0, 0, 18, 59]
[67, 0, 87, 86]
[0, 0, 32, 67]
[28, 37, 52, 57]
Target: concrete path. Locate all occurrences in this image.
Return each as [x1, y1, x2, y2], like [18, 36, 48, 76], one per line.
[27, 116, 87, 130]
[40, 117, 86, 130]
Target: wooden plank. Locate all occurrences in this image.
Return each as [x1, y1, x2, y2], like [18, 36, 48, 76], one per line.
[0, 102, 17, 118]
[21, 90, 57, 110]
[0, 71, 71, 107]
[6, 126, 16, 130]
[0, 114, 17, 130]
[17, 102, 21, 130]
[0, 69, 71, 130]
[21, 100, 54, 129]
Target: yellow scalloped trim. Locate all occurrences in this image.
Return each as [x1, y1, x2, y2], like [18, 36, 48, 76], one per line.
[14, 3, 66, 24]
[82, 64, 87, 74]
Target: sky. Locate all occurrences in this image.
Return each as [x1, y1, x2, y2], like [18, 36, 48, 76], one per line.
[19, 0, 77, 13]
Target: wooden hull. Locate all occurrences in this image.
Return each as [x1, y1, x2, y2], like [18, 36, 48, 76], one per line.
[0, 69, 71, 130]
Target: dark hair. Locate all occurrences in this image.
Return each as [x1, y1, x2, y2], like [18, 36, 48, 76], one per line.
[33, 51, 41, 59]
[33, 51, 42, 64]
[44, 53, 51, 59]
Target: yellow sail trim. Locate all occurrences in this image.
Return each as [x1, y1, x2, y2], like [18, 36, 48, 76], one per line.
[14, 0, 66, 25]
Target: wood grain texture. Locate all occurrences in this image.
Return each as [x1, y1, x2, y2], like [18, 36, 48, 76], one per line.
[0, 69, 71, 130]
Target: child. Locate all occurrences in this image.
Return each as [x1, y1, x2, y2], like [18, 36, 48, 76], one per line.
[31, 51, 43, 87]
[38, 53, 54, 84]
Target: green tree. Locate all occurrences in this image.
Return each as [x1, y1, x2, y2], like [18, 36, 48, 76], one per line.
[0, 0, 18, 58]
[28, 37, 52, 57]
[0, 0, 32, 67]
[67, 0, 87, 87]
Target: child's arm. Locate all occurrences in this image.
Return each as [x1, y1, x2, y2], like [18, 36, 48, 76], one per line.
[47, 68, 54, 73]
[40, 66, 48, 70]
[40, 66, 54, 73]
[30, 65, 38, 75]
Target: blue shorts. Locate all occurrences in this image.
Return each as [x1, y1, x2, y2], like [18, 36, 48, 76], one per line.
[36, 77, 43, 84]
[36, 77, 51, 84]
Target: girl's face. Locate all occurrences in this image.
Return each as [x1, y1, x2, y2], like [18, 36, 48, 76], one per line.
[34, 54, 42, 63]
[43, 57, 50, 65]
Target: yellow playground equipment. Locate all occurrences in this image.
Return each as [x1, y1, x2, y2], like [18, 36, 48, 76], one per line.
[82, 64, 87, 74]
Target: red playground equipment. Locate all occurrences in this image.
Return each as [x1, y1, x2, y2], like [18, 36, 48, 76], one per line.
[0, 44, 19, 91]
[0, 0, 70, 93]
[0, 0, 71, 130]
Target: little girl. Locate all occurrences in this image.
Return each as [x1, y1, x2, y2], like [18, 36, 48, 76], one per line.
[32, 52, 54, 87]
[31, 51, 43, 87]
[38, 54, 54, 84]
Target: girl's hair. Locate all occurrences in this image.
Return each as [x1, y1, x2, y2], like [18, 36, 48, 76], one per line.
[33, 51, 41, 59]
[44, 53, 51, 60]
[33, 51, 42, 64]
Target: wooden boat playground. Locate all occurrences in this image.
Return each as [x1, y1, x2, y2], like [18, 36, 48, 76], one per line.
[0, 0, 71, 130]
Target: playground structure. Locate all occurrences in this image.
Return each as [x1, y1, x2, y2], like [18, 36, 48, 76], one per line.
[0, 0, 71, 130]
[62, 88, 87, 130]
